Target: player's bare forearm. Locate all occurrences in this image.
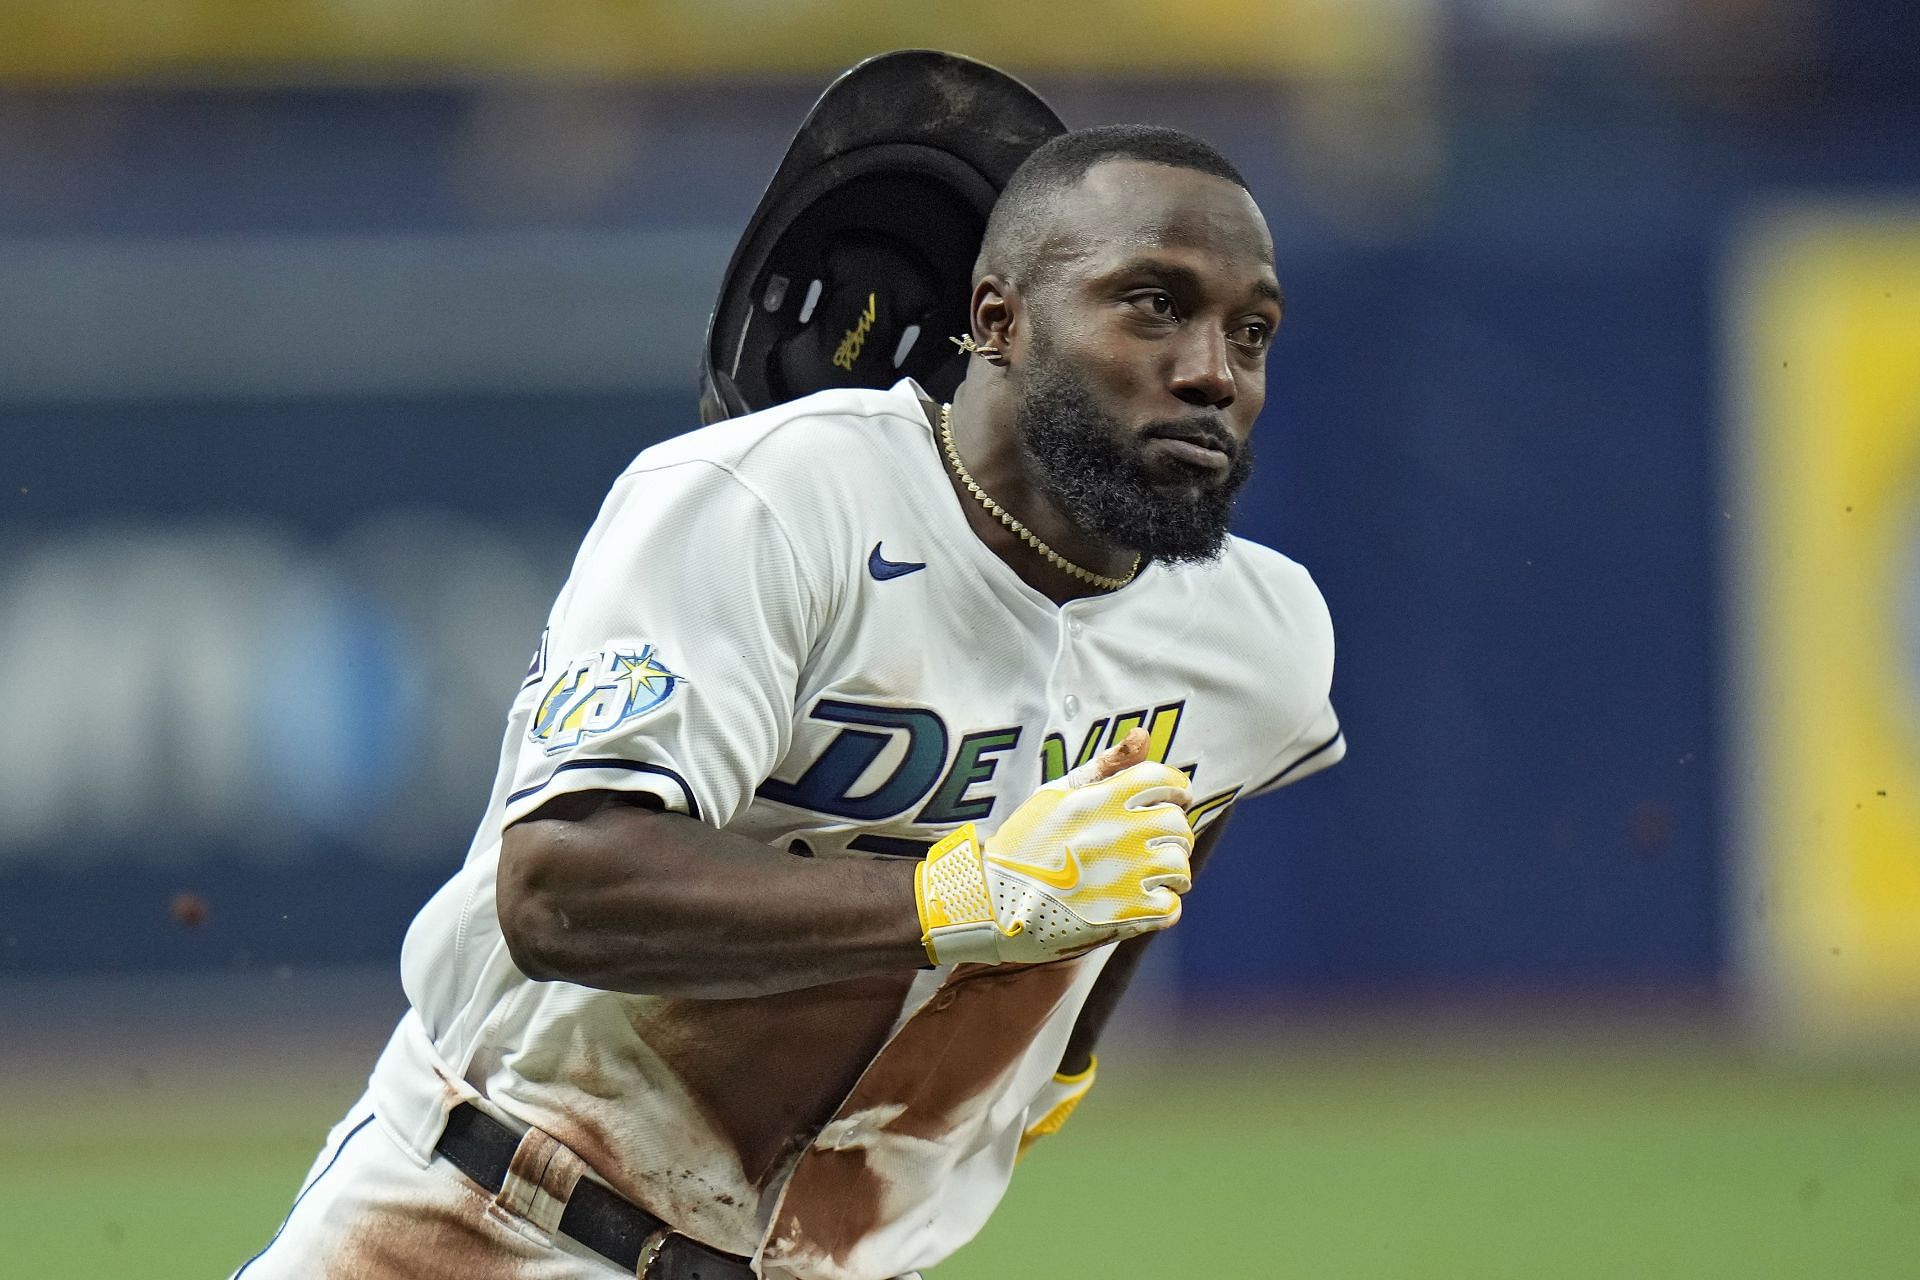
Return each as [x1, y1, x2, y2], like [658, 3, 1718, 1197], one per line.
[1056, 810, 1231, 1074]
[498, 790, 928, 999]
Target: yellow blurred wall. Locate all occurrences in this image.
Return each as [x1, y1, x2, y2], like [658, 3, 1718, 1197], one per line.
[1734, 208, 1920, 1052]
[0, 0, 1432, 84]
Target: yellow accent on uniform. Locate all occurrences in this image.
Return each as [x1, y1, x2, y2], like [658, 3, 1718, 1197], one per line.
[1041, 720, 1110, 784]
[1186, 785, 1242, 832]
[616, 650, 678, 696]
[1142, 702, 1184, 765]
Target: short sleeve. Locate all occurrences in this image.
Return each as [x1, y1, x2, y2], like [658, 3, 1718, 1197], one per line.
[502, 458, 821, 830]
[1238, 553, 1346, 798]
[1242, 699, 1345, 797]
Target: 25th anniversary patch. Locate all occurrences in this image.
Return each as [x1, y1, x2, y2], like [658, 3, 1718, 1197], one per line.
[529, 646, 684, 754]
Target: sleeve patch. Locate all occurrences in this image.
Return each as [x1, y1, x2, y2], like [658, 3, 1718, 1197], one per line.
[529, 646, 685, 754]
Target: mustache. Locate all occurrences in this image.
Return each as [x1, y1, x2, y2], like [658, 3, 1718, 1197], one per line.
[1142, 418, 1239, 458]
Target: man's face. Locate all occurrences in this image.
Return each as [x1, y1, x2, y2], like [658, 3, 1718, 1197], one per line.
[1010, 159, 1280, 565]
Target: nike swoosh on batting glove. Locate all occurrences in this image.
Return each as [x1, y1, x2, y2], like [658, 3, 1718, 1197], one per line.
[914, 729, 1194, 966]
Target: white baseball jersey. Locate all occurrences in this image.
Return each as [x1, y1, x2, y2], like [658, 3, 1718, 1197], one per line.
[364, 378, 1343, 1280]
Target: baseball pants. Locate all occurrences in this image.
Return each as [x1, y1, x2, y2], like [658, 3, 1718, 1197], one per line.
[231, 1093, 924, 1280]
[230, 1092, 636, 1279]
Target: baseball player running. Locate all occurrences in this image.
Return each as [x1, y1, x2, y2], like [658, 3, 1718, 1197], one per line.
[234, 53, 1341, 1280]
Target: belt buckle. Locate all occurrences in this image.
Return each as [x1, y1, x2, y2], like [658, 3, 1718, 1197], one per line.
[635, 1226, 676, 1278]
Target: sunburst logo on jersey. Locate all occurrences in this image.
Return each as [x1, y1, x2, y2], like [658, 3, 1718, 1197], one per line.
[529, 645, 684, 754]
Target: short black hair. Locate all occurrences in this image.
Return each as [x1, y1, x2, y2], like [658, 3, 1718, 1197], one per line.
[978, 124, 1251, 286]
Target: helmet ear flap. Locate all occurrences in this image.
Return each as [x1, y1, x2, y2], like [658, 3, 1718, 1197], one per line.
[698, 50, 1065, 425]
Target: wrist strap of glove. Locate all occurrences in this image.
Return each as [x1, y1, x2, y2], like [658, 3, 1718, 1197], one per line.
[915, 823, 991, 965]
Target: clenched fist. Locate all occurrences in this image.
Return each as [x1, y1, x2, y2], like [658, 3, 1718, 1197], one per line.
[914, 729, 1194, 965]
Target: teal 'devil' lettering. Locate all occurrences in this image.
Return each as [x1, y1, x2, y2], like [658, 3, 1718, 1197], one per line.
[755, 700, 949, 820]
[916, 727, 1022, 825]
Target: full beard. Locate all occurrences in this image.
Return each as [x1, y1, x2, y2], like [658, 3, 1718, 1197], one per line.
[1014, 345, 1254, 567]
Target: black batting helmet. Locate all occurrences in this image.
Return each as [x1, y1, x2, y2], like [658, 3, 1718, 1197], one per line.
[698, 50, 1066, 425]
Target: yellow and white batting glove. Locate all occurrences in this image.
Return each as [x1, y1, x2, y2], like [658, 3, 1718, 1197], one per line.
[914, 729, 1193, 966]
[1018, 1056, 1097, 1160]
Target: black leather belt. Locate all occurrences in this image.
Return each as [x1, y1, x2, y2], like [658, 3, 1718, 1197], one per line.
[435, 1102, 755, 1280]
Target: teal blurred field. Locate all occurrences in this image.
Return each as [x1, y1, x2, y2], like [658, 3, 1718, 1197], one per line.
[7, 1012, 1917, 1279]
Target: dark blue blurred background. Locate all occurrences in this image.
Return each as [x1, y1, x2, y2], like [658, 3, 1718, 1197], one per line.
[4, 2, 1917, 1013]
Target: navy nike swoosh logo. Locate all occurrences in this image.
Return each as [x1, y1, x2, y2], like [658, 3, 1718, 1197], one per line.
[868, 542, 927, 581]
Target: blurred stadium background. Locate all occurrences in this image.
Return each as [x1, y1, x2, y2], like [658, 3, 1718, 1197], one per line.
[4, 1, 1919, 1276]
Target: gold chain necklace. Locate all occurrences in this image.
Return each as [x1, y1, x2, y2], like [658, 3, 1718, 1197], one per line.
[938, 403, 1140, 591]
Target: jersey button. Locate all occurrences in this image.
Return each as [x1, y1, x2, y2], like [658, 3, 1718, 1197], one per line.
[1062, 694, 1080, 718]
[1067, 617, 1086, 639]
[931, 991, 958, 1012]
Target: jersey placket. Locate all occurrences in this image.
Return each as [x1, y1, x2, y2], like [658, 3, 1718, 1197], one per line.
[1048, 602, 1090, 742]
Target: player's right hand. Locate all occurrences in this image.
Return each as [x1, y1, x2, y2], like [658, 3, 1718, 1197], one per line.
[914, 729, 1194, 965]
